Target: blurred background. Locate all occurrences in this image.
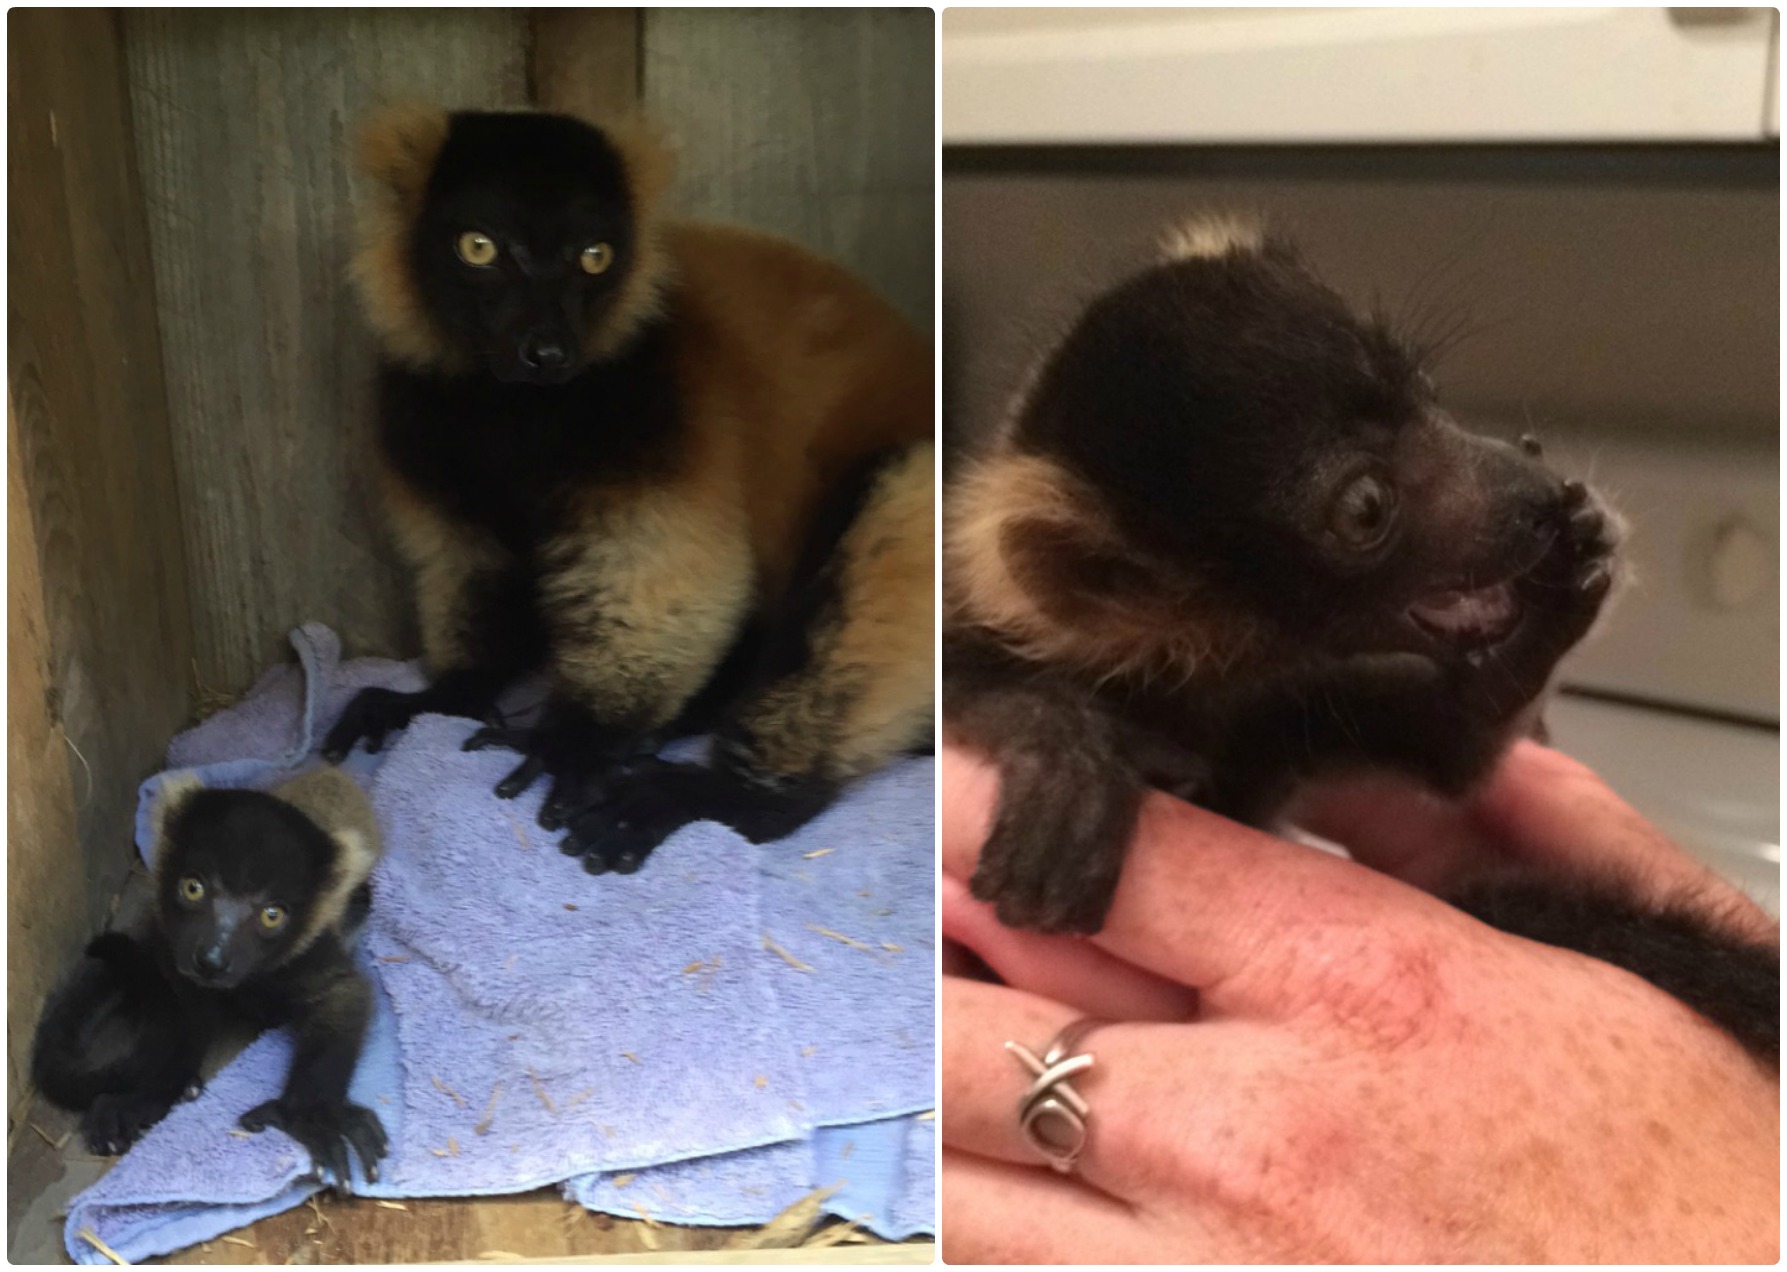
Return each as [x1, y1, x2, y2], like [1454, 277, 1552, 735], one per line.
[942, 6, 1779, 910]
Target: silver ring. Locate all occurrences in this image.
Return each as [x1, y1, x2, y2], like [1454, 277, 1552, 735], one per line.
[1005, 1017, 1107, 1174]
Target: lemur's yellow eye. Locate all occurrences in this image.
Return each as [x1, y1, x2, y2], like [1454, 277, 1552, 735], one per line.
[579, 243, 614, 276]
[178, 877, 205, 902]
[258, 905, 288, 931]
[455, 231, 498, 267]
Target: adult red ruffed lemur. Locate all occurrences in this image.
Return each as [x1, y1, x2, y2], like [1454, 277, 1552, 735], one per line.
[944, 216, 1776, 1063]
[321, 106, 934, 874]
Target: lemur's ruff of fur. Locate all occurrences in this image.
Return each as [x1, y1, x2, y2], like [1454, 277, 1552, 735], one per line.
[323, 106, 934, 874]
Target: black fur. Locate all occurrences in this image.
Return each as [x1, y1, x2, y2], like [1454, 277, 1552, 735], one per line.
[327, 109, 932, 875]
[553, 756, 838, 876]
[323, 110, 761, 809]
[417, 111, 645, 387]
[319, 322, 685, 767]
[549, 448, 920, 873]
[1450, 876, 1779, 1064]
[30, 788, 387, 1177]
[947, 223, 1775, 1059]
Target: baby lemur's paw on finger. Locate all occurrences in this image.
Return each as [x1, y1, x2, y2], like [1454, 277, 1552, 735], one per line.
[970, 810, 1126, 935]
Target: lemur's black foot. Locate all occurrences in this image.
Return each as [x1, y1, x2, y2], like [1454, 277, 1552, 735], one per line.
[239, 1096, 388, 1187]
[557, 757, 836, 876]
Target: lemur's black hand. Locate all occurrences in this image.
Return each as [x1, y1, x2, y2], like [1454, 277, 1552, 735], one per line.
[554, 756, 702, 875]
[1527, 479, 1617, 613]
[556, 757, 837, 877]
[239, 1096, 388, 1186]
[464, 700, 646, 827]
[82, 1091, 179, 1156]
[321, 687, 428, 762]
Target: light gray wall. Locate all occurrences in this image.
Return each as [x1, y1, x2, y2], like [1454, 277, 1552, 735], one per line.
[944, 147, 1778, 449]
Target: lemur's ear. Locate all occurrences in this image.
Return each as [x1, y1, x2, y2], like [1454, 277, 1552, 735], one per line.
[149, 771, 205, 860]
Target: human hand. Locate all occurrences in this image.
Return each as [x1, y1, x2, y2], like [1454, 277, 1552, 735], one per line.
[941, 740, 1779, 1262]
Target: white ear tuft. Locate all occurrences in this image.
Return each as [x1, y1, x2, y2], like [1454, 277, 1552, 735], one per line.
[1159, 213, 1265, 262]
[332, 826, 376, 880]
[151, 772, 205, 848]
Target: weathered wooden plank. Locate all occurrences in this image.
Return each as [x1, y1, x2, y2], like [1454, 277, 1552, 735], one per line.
[5, 393, 88, 1128]
[532, 9, 643, 121]
[641, 8, 935, 333]
[122, 10, 530, 693]
[6, 8, 195, 1040]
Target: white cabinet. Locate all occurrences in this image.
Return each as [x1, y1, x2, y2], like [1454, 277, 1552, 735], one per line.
[943, 7, 1780, 143]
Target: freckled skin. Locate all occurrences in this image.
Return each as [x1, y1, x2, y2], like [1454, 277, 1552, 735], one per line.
[939, 743, 1780, 1264]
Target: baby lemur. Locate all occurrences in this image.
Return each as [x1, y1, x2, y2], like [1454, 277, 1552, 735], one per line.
[945, 217, 1776, 1061]
[32, 768, 388, 1178]
[321, 106, 933, 874]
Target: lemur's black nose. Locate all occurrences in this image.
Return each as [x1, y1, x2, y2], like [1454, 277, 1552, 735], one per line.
[521, 333, 569, 370]
[195, 947, 228, 978]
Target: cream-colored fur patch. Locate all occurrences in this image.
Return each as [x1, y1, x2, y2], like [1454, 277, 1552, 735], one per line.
[1158, 212, 1265, 262]
[270, 768, 382, 956]
[945, 449, 1254, 685]
[351, 103, 463, 372]
[542, 481, 754, 728]
[149, 772, 205, 879]
[379, 467, 512, 672]
[737, 442, 935, 782]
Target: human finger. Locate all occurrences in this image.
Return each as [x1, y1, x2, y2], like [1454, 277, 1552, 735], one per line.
[942, 976, 1157, 1195]
[1286, 768, 1488, 891]
[940, 740, 999, 884]
[941, 975, 1287, 1201]
[1474, 741, 1775, 941]
[942, 872, 1197, 1023]
[942, 742, 1448, 1016]
[941, 1148, 1145, 1265]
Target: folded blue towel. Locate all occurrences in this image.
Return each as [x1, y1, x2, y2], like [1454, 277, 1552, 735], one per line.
[66, 624, 935, 1262]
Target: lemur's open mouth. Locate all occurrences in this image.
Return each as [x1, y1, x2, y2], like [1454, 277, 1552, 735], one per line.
[1407, 580, 1519, 648]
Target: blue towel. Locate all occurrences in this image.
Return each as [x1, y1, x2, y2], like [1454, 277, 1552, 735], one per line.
[66, 624, 935, 1262]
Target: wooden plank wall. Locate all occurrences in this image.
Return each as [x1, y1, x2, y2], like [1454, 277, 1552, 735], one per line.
[642, 8, 936, 333]
[7, 396, 86, 1126]
[124, 8, 932, 699]
[121, 9, 533, 695]
[6, 10, 197, 1116]
[9, 13, 934, 1112]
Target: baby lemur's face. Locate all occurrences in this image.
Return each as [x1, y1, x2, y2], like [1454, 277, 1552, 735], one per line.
[412, 112, 642, 385]
[1015, 229, 1589, 661]
[158, 791, 331, 989]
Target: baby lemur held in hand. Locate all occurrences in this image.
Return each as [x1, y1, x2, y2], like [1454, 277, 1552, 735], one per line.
[944, 216, 1776, 1062]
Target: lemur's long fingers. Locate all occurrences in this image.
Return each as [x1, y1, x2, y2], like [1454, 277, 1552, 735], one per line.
[462, 724, 531, 753]
[494, 755, 547, 800]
